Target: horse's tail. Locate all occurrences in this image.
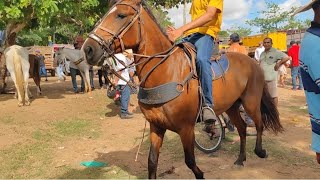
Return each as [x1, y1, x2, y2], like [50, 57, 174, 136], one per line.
[13, 51, 25, 104]
[260, 85, 284, 134]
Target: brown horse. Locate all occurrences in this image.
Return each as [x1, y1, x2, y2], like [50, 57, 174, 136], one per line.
[0, 50, 7, 93]
[82, 0, 283, 178]
[28, 54, 42, 95]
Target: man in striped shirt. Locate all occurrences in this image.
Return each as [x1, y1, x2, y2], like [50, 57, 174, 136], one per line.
[294, 0, 320, 164]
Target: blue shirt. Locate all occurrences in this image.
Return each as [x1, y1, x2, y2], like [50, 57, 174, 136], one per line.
[299, 26, 320, 153]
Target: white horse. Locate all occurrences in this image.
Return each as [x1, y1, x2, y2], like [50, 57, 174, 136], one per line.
[4, 45, 31, 106]
[54, 47, 91, 93]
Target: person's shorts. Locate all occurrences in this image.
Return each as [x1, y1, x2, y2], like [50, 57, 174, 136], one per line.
[266, 80, 277, 98]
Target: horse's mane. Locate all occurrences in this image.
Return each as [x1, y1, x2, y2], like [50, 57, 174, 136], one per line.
[141, 0, 170, 40]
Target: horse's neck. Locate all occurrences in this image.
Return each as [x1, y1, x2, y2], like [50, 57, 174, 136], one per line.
[136, 10, 172, 56]
[65, 49, 82, 61]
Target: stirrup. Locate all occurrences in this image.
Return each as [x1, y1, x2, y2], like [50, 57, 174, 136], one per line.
[201, 106, 217, 124]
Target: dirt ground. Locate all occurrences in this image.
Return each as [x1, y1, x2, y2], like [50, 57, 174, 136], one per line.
[0, 75, 319, 179]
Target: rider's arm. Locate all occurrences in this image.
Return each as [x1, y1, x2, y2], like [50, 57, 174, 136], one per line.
[167, 5, 221, 42]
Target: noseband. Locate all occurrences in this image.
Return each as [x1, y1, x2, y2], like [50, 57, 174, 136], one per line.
[88, 2, 142, 58]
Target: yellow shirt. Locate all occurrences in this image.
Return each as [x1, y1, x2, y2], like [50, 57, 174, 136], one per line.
[184, 0, 223, 39]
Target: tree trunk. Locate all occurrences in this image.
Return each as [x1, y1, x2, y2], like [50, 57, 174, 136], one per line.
[5, 22, 27, 47]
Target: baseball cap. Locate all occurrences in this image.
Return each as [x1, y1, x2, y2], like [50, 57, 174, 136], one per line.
[229, 33, 240, 42]
[293, 0, 319, 15]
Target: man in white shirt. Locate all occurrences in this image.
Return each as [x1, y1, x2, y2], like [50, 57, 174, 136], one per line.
[254, 42, 265, 63]
[113, 53, 133, 119]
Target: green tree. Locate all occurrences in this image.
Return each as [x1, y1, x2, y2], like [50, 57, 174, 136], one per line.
[227, 26, 252, 37]
[0, 0, 108, 47]
[1, 0, 175, 47]
[246, 2, 294, 33]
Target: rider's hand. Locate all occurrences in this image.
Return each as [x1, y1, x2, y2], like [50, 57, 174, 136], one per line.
[167, 26, 183, 42]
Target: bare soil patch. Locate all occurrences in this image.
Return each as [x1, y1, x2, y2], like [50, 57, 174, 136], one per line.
[0, 76, 319, 178]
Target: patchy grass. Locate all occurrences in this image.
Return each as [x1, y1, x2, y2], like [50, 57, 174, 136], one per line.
[55, 165, 142, 179]
[0, 116, 15, 124]
[0, 116, 102, 178]
[53, 118, 100, 139]
[0, 142, 51, 178]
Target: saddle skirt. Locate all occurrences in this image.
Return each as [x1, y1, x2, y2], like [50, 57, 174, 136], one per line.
[179, 42, 230, 81]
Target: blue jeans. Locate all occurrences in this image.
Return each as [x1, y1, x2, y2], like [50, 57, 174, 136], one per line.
[70, 67, 84, 92]
[40, 66, 47, 77]
[291, 66, 303, 89]
[180, 33, 214, 107]
[118, 85, 130, 114]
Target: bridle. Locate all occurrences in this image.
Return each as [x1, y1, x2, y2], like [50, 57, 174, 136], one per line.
[88, 1, 142, 64]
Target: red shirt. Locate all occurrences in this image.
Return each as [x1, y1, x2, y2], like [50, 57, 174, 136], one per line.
[288, 44, 300, 67]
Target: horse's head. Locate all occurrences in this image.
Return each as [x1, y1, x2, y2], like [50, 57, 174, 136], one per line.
[82, 0, 143, 66]
[54, 47, 66, 64]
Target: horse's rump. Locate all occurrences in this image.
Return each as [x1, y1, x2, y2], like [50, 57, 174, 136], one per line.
[4, 45, 30, 105]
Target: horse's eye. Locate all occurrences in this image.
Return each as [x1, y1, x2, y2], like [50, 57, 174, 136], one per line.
[117, 13, 127, 19]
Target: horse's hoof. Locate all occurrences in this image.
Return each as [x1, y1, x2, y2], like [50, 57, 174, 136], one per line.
[233, 160, 244, 166]
[25, 101, 31, 106]
[18, 103, 23, 107]
[255, 148, 268, 158]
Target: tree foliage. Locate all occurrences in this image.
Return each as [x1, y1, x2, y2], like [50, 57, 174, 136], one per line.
[226, 26, 252, 37]
[0, 0, 174, 47]
[246, 2, 297, 33]
[0, 0, 108, 47]
[149, 0, 191, 8]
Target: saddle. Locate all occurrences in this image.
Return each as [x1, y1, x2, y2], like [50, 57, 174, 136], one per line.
[178, 42, 230, 80]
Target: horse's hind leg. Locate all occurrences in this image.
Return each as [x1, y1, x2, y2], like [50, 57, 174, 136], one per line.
[241, 96, 267, 158]
[226, 103, 247, 166]
[24, 73, 30, 105]
[148, 123, 166, 179]
[10, 73, 23, 106]
[179, 127, 204, 179]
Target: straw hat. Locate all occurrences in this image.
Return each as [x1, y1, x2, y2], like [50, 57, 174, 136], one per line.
[293, 0, 319, 15]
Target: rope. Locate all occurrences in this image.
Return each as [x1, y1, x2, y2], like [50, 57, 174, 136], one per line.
[135, 119, 147, 162]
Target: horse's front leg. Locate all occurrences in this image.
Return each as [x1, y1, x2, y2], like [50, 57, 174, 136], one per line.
[81, 71, 91, 93]
[179, 127, 204, 179]
[148, 123, 166, 179]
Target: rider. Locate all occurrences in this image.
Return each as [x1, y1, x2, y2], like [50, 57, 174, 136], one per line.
[167, 0, 223, 126]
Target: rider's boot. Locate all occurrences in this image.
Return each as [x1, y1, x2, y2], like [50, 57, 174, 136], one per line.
[202, 106, 218, 133]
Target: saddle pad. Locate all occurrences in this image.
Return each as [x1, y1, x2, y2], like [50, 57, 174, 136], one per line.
[211, 54, 229, 80]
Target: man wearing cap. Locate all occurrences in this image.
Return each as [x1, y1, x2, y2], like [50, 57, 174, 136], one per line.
[166, 0, 223, 128]
[294, 0, 320, 164]
[260, 37, 291, 106]
[287, 40, 303, 90]
[36, 50, 48, 81]
[227, 33, 248, 55]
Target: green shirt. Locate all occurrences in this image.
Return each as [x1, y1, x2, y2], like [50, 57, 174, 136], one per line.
[260, 47, 287, 81]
